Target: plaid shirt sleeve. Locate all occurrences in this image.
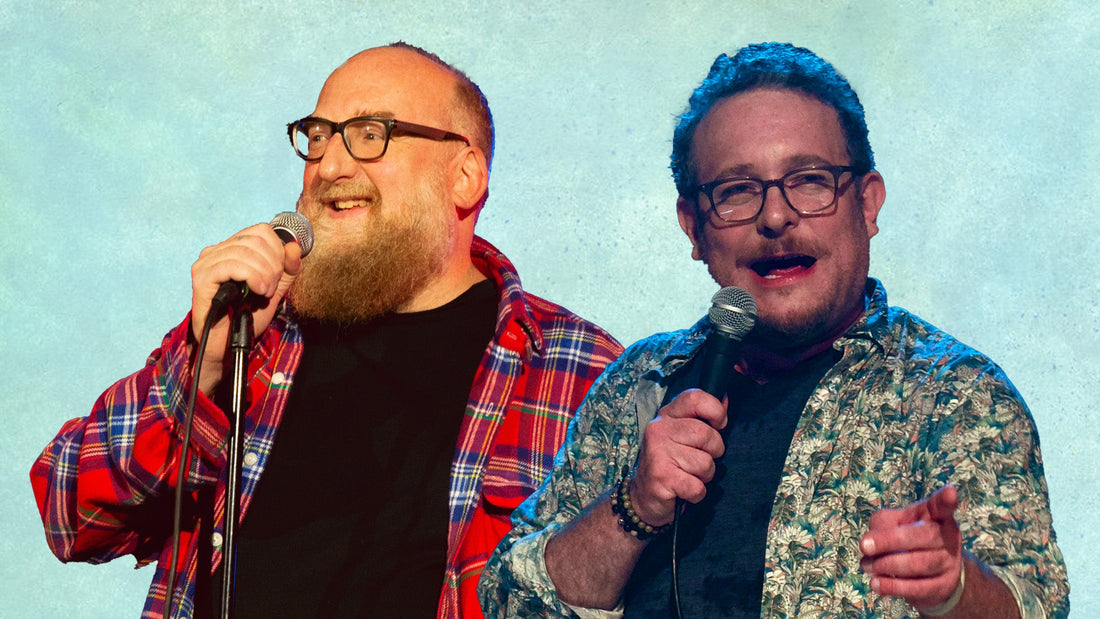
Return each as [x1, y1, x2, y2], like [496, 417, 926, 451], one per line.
[30, 315, 231, 566]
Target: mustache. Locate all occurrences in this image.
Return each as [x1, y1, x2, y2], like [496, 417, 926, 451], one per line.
[302, 180, 383, 204]
[750, 239, 819, 260]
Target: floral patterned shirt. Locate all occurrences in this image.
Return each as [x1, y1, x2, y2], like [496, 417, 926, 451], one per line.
[479, 280, 1068, 618]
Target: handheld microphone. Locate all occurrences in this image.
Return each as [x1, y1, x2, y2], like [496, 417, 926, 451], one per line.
[268, 211, 314, 256]
[697, 286, 757, 398]
[210, 212, 314, 313]
[670, 286, 757, 619]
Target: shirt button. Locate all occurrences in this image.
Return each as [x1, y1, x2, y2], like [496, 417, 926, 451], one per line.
[272, 372, 287, 385]
[211, 532, 223, 549]
[243, 452, 259, 467]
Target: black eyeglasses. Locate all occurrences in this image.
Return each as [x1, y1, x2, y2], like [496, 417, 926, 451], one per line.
[287, 116, 470, 162]
[696, 165, 861, 223]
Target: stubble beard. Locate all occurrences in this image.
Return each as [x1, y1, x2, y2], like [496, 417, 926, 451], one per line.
[740, 263, 868, 352]
[288, 173, 454, 325]
[700, 216, 871, 351]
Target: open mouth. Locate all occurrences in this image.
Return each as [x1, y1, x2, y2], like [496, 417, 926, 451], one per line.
[751, 255, 816, 278]
[329, 198, 371, 211]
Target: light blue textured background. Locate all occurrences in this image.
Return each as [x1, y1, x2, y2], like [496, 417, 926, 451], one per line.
[3, 1, 1096, 616]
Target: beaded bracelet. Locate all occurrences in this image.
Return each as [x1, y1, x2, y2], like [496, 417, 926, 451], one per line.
[609, 466, 671, 541]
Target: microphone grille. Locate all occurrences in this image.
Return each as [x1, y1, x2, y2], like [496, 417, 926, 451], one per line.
[269, 211, 315, 258]
[708, 286, 757, 339]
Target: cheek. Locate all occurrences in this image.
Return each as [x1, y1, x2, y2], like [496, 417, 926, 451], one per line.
[302, 164, 319, 189]
[701, 228, 746, 263]
[827, 234, 873, 294]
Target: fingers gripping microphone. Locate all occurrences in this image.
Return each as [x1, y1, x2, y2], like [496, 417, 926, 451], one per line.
[697, 286, 757, 398]
[210, 212, 314, 313]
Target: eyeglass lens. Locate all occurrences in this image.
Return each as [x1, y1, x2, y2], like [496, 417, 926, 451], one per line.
[710, 169, 841, 221]
[292, 119, 390, 161]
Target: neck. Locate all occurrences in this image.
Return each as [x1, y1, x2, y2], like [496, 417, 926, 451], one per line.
[736, 303, 865, 381]
[397, 254, 486, 314]
[737, 338, 836, 382]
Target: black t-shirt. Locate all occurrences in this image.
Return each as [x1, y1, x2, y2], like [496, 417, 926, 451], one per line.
[624, 346, 839, 617]
[217, 280, 498, 618]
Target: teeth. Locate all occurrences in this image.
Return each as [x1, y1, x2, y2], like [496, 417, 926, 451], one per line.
[332, 199, 369, 210]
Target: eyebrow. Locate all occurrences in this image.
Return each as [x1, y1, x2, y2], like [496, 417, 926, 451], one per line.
[351, 109, 396, 120]
[710, 154, 839, 180]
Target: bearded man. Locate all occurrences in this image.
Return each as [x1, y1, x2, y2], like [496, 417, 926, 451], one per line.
[31, 43, 621, 619]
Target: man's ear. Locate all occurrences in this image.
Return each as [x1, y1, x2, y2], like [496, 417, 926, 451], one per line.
[857, 170, 886, 238]
[450, 146, 490, 217]
[676, 196, 705, 262]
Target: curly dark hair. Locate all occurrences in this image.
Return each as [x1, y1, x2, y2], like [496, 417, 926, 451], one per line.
[671, 42, 874, 197]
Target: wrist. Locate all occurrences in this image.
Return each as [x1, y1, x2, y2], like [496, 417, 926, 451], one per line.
[609, 467, 671, 541]
[920, 562, 966, 617]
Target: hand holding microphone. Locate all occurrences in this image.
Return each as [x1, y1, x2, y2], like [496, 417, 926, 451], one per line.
[208, 212, 314, 314]
[189, 212, 313, 395]
[628, 287, 756, 527]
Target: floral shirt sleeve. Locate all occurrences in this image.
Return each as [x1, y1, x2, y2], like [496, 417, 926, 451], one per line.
[478, 330, 690, 618]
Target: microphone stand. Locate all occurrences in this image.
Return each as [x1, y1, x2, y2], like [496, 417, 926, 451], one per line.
[220, 306, 253, 619]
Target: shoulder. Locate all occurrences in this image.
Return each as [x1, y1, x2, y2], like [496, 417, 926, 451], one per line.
[472, 236, 623, 360]
[865, 281, 1004, 378]
[522, 291, 621, 353]
[885, 305, 1011, 387]
[869, 305, 1034, 438]
[593, 326, 699, 393]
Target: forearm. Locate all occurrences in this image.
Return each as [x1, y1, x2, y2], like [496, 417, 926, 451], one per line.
[481, 341, 665, 616]
[545, 492, 648, 610]
[480, 431, 639, 617]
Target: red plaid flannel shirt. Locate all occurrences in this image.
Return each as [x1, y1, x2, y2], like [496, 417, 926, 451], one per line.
[31, 236, 622, 618]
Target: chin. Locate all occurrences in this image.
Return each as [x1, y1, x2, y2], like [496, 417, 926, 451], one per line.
[751, 318, 824, 348]
[749, 293, 839, 342]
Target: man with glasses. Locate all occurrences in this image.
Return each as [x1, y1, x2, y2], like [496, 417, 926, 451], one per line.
[31, 43, 621, 618]
[480, 43, 1068, 618]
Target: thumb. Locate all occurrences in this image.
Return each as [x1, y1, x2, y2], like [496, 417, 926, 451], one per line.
[925, 484, 959, 523]
[283, 241, 304, 277]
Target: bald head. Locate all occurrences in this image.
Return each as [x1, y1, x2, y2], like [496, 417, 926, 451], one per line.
[322, 44, 494, 172]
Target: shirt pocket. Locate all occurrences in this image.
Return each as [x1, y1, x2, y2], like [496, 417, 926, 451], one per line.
[478, 404, 568, 512]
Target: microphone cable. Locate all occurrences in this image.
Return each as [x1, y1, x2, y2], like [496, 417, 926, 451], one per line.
[671, 498, 685, 619]
[164, 307, 219, 619]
